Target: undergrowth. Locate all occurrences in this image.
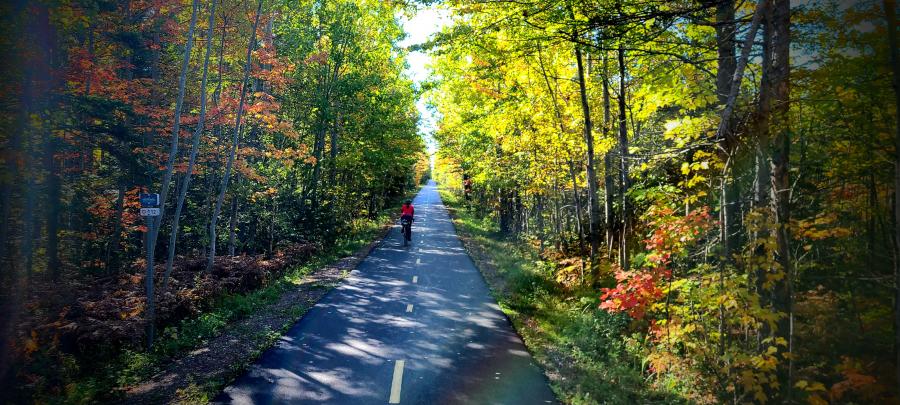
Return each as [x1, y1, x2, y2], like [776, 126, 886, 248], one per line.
[52, 205, 401, 404]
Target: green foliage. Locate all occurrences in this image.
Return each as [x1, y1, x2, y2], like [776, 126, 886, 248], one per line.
[430, 0, 898, 402]
[38, 194, 404, 404]
[3, 0, 428, 400]
[442, 188, 682, 404]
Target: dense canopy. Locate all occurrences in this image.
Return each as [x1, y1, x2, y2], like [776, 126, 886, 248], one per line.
[428, 0, 898, 402]
[1, 0, 899, 403]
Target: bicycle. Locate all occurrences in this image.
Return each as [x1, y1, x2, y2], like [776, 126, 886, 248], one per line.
[400, 217, 412, 246]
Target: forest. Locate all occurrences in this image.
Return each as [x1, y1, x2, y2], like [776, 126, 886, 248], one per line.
[427, 0, 899, 403]
[0, 0, 427, 401]
[1, 0, 899, 403]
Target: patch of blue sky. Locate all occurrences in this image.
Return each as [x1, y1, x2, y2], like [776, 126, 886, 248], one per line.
[399, 7, 450, 156]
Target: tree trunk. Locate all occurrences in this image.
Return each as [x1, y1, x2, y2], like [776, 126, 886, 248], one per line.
[769, 0, 793, 397]
[204, 12, 228, 254]
[616, 45, 631, 270]
[105, 178, 126, 274]
[228, 191, 239, 256]
[330, 109, 340, 188]
[754, 0, 774, 352]
[214, 13, 227, 106]
[164, 0, 217, 287]
[536, 194, 545, 252]
[309, 124, 327, 213]
[718, 0, 767, 139]
[573, 39, 603, 264]
[269, 200, 277, 255]
[602, 50, 616, 259]
[23, 150, 36, 278]
[41, 37, 61, 283]
[553, 183, 562, 251]
[883, 0, 900, 392]
[309, 55, 342, 215]
[145, 0, 200, 347]
[208, 0, 263, 272]
[569, 160, 586, 255]
[716, 0, 737, 107]
[536, 42, 582, 254]
[514, 190, 524, 235]
[715, 0, 738, 357]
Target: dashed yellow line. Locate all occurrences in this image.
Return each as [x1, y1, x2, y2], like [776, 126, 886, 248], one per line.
[389, 360, 405, 403]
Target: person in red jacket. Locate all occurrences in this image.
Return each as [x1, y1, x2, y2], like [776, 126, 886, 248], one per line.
[401, 200, 414, 221]
[400, 200, 415, 244]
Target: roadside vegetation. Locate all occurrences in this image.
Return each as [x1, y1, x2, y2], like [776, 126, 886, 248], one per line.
[429, 0, 898, 402]
[1, 0, 428, 402]
[441, 189, 680, 404]
[14, 198, 414, 404]
[3, 0, 898, 403]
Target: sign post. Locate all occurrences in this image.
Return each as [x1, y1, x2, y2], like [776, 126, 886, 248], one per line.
[140, 207, 161, 217]
[139, 192, 160, 348]
[140, 193, 160, 208]
[140, 193, 160, 217]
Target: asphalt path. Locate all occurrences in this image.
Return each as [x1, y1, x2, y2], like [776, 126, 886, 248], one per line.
[215, 181, 557, 404]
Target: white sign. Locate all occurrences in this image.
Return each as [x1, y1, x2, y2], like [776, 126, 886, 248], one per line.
[140, 208, 161, 217]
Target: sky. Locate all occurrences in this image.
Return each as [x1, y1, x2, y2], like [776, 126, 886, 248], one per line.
[398, 7, 450, 156]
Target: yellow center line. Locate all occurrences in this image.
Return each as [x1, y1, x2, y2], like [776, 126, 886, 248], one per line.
[406, 304, 414, 313]
[389, 360, 405, 403]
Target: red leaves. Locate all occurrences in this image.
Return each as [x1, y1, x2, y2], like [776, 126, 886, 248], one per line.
[600, 204, 712, 320]
[643, 205, 711, 265]
[599, 266, 663, 319]
[254, 48, 295, 90]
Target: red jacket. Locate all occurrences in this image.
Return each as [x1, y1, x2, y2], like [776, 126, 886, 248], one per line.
[401, 204, 414, 217]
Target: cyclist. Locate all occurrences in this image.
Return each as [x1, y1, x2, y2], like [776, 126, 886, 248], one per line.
[400, 200, 415, 243]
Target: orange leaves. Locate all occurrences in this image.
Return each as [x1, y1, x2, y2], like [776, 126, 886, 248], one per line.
[794, 213, 852, 242]
[264, 144, 310, 168]
[643, 205, 711, 260]
[126, 274, 143, 285]
[235, 159, 264, 183]
[552, 257, 585, 288]
[23, 331, 39, 356]
[254, 48, 295, 90]
[118, 297, 146, 320]
[251, 187, 278, 203]
[305, 50, 329, 65]
[470, 80, 502, 99]
[600, 204, 712, 322]
[83, 187, 144, 246]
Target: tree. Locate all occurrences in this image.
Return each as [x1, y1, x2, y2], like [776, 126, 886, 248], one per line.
[208, 0, 263, 272]
[165, 0, 218, 287]
[884, 0, 900, 391]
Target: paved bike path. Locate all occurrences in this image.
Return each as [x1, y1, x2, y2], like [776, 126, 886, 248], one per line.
[215, 181, 557, 404]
